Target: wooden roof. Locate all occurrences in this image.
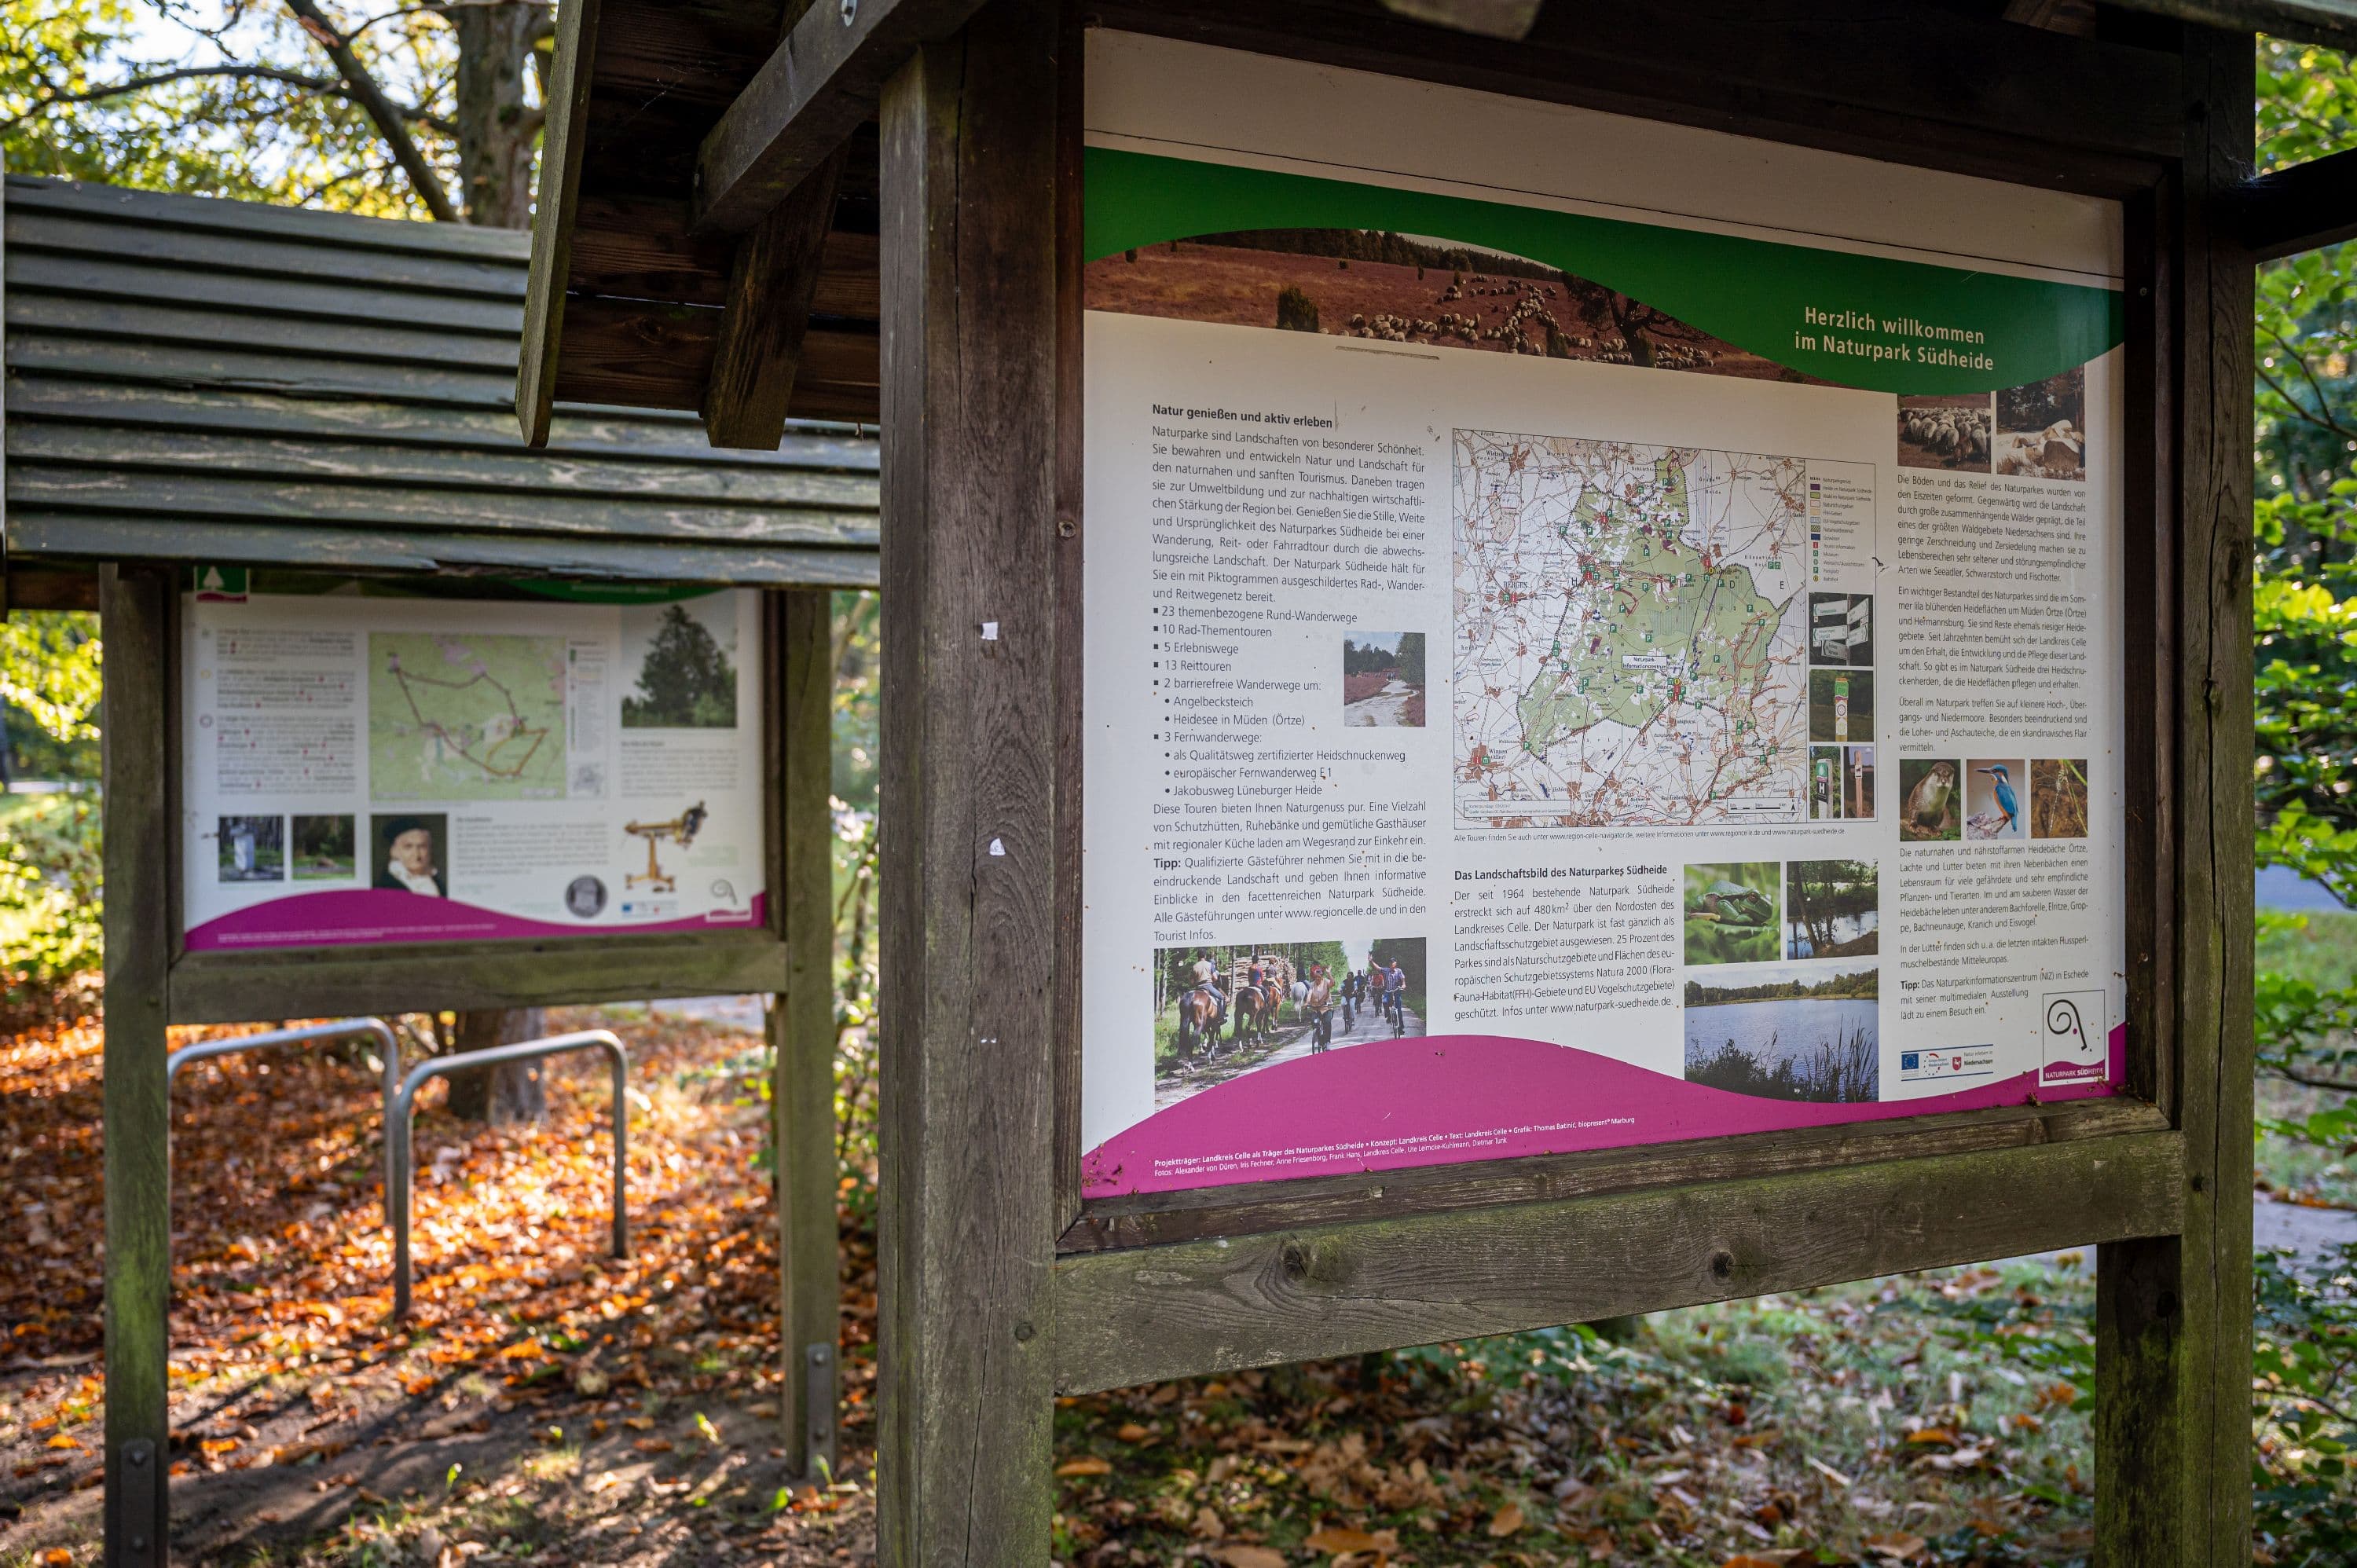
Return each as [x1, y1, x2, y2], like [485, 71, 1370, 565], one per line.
[4, 175, 879, 587]
[519, 0, 2357, 452]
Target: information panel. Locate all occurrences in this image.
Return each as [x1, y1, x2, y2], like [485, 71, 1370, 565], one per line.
[1080, 33, 2128, 1196]
[180, 582, 768, 950]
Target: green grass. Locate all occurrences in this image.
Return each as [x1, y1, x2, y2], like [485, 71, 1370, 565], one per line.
[2257, 906, 2357, 989]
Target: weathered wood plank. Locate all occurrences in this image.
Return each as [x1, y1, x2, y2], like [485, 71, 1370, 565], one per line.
[7, 292, 519, 370]
[698, 0, 987, 234]
[875, 4, 1062, 1559]
[776, 589, 841, 1475]
[7, 424, 878, 511]
[2095, 27, 2256, 1568]
[5, 171, 525, 259]
[167, 932, 792, 1024]
[519, 0, 604, 445]
[9, 334, 522, 410]
[2106, 0, 2357, 52]
[8, 251, 522, 335]
[99, 565, 172, 1566]
[1054, 1130, 2187, 1397]
[2237, 144, 2357, 262]
[8, 465, 874, 545]
[2, 378, 879, 466]
[706, 143, 853, 449]
[1095, 0, 2178, 196]
[3, 514, 882, 587]
[1, 563, 97, 611]
[1065, 1097, 2172, 1252]
[8, 207, 524, 295]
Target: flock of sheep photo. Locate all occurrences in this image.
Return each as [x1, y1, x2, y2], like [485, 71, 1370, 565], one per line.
[1897, 367, 2088, 482]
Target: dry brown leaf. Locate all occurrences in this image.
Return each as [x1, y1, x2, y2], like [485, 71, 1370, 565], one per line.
[1214, 1548, 1287, 1568]
[631, 1438, 673, 1454]
[1305, 1526, 1385, 1552]
[1486, 1500, 1526, 1537]
[1191, 1504, 1226, 1539]
[1054, 1456, 1113, 1477]
[1864, 1531, 1929, 1561]
[1116, 1422, 1153, 1443]
[1904, 1427, 1956, 1445]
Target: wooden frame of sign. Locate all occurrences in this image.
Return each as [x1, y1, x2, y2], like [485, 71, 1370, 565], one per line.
[860, 6, 2260, 1563]
[94, 569, 843, 1563]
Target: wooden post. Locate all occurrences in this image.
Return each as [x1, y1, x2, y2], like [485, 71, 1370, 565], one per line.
[875, 1, 1062, 1559]
[101, 563, 172, 1566]
[2093, 24, 2254, 1568]
[778, 587, 841, 1478]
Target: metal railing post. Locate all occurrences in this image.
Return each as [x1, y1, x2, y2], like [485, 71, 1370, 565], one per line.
[167, 1017, 403, 1230]
[390, 1028, 630, 1319]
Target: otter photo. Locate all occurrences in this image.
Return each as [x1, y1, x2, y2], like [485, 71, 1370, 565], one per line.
[1899, 758, 1963, 842]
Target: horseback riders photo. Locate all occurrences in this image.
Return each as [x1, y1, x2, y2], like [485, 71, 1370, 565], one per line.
[1149, 936, 1427, 1108]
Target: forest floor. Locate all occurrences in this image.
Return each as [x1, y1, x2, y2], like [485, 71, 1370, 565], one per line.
[0, 998, 2270, 1568]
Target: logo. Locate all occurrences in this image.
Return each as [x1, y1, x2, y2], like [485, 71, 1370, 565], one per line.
[2040, 990, 2109, 1085]
[564, 875, 607, 918]
[195, 564, 249, 603]
[1901, 1045, 1994, 1083]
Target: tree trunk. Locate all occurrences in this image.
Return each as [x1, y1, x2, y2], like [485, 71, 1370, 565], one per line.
[442, 1006, 550, 1123]
[425, 4, 552, 1123]
[452, 2, 542, 228]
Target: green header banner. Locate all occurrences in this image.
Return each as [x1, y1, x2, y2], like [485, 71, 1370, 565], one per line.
[1084, 147, 2122, 396]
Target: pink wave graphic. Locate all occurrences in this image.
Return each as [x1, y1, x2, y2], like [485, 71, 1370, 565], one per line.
[1082, 1025, 2125, 1196]
[185, 888, 764, 951]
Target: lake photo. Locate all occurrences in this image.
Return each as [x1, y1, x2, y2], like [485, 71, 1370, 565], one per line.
[1684, 965, 1879, 1102]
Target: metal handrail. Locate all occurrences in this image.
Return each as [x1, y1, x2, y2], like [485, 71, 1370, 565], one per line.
[167, 1017, 401, 1227]
[389, 1028, 630, 1319]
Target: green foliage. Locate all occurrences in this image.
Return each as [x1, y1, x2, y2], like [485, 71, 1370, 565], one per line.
[2252, 1244, 2357, 1562]
[0, 611, 102, 782]
[620, 603, 737, 728]
[1, 0, 458, 220]
[0, 793, 103, 1003]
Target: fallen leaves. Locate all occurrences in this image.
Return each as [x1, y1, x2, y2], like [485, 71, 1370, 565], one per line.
[1054, 1455, 1113, 1477]
[1211, 1547, 1286, 1568]
[1485, 1500, 1525, 1536]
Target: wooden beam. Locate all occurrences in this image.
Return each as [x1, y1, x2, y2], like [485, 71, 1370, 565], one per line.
[167, 932, 790, 1024]
[1098, 0, 2180, 196]
[696, 0, 986, 236]
[2095, 25, 2256, 1568]
[874, 2, 1062, 1559]
[1053, 1131, 2187, 1397]
[2106, 0, 2357, 53]
[100, 564, 171, 1566]
[775, 588, 841, 1478]
[2237, 145, 2357, 261]
[1064, 1097, 2171, 1253]
[704, 145, 853, 449]
[515, 0, 603, 446]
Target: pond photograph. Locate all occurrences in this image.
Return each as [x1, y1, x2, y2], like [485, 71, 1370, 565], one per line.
[1684, 963, 1879, 1103]
[1785, 858, 1879, 958]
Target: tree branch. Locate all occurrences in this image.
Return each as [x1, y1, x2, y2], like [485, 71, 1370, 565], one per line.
[280, 0, 461, 222]
[2, 63, 388, 131]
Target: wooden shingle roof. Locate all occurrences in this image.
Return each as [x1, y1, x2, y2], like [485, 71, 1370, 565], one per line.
[2, 175, 879, 587]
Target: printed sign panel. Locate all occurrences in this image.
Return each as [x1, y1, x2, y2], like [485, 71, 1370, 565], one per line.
[180, 584, 767, 950]
[1079, 31, 2128, 1196]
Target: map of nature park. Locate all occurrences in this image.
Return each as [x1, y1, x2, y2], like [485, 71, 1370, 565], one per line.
[1453, 430, 1810, 829]
[368, 632, 566, 800]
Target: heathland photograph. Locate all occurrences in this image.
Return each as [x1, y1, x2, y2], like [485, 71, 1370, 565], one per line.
[1786, 859, 1879, 959]
[1342, 632, 1427, 727]
[1683, 862, 1780, 965]
[1085, 229, 1805, 377]
[1684, 964, 1879, 1103]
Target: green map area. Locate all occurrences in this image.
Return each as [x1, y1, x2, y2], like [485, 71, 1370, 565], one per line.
[368, 632, 567, 800]
[1454, 432, 1809, 829]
